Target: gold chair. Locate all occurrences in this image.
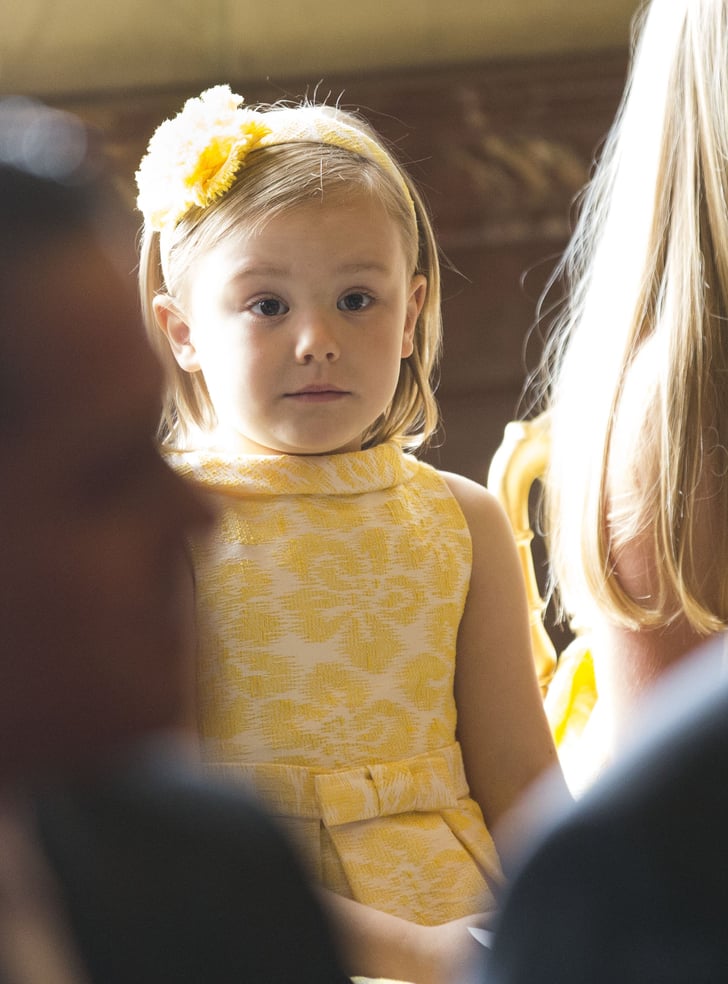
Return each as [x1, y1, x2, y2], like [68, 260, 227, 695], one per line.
[487, 411, 603, 794]
[486, 412, 556, 696]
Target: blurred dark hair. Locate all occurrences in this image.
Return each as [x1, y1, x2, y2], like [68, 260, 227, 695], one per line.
[0, 98, 121, 424]
[0, 97, 108, 251]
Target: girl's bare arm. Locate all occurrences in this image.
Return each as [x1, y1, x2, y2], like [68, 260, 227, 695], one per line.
[443, 472, 569, 844]
[318, 889, 486, 984]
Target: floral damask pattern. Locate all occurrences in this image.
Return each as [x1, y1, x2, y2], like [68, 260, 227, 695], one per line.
[169, 442, 502, 922]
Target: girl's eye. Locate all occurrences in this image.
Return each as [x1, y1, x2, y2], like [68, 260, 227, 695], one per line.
[251, 297, 288, 317]
[338, 292, 373, 312]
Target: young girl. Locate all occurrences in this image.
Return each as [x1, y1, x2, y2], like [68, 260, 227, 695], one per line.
[136, 85, 563, 982]
[537, 0, 728, 791]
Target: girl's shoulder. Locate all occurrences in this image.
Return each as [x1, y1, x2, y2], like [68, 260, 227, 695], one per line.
[438, 469, 513, 544]
[438, 469, 500, 510]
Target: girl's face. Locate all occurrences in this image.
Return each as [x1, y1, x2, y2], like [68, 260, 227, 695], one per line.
[155, 191, 426, 455]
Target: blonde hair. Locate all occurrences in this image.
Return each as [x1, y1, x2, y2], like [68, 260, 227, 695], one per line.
[539, 0, 728, 633]
[138, 100, 441, 452]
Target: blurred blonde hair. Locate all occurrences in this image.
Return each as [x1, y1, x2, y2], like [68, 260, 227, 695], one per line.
[539, 0, 728, 633]
[138, 102, 441, 452]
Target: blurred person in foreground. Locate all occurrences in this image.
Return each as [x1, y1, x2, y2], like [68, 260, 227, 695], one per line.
[483, 1, 728, 976]
[535, 0, 728, 793]
[485, 632, 728, 983]
[0, 95, 349, 984]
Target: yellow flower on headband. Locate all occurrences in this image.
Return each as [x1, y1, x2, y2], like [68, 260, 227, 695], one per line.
[135, 85, 270, 232]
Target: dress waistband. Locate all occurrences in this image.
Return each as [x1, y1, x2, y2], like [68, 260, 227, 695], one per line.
[205, 743, 469, 827]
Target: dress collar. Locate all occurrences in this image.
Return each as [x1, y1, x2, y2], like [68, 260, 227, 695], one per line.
[165, 442, 417, 498]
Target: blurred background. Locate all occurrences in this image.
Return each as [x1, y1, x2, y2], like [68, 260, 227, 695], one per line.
[2, 0, 640, 482]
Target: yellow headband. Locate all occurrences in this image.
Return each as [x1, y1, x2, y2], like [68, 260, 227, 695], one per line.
[135, 85, 415, 240]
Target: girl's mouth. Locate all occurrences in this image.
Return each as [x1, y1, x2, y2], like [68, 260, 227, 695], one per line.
[286, 385, 349, 402]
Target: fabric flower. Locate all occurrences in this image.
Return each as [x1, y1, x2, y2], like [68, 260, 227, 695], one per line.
[136, 85, 270, 232]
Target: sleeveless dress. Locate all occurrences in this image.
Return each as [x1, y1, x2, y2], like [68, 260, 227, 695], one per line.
[167, 442, 502, 924]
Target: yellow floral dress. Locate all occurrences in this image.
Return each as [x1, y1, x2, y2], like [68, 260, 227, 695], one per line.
[168, 442, 502, 924]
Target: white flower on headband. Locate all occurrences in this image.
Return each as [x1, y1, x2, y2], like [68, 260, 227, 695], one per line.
[135, 85, 270, 232]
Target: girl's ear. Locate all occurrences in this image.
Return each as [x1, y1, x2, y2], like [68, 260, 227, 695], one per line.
[402, 274, 427, 358]
[152, 294, 201, 373]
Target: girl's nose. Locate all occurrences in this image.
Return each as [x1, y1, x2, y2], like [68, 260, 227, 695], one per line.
[294, 316, 340, 363]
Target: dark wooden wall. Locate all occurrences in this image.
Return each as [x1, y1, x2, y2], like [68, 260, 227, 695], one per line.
[58, 51, 627, 484]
